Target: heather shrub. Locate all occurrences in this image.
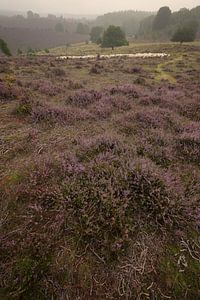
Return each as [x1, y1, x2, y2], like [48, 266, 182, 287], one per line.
[134, 107, 181, 132]
[51, 67, 66, 77]
[176, 127, 200, 164]
[2, 256, 50, 299]
[31, 102, 91, 125]
[134, 77, 146, 85]
[88, 95, 132, 119]
[13, 98, 32, 116]
[67, 89, 102, 107]
[74, 61, 83, 69]
[124, 67, 142, 74]
[126, 159, 183, 225]
[107, 84, 140, 98]
[76, 135, 125, 161]
[60, 157, 184, 258]
[90, 65, 101, 74]
[139, 86, 184, 110]
[30, 80, 63, 96]
[14, 97, 91, 125]
[109, 95, 132, 111]
[0, 81, 20, 101]
[114, 112, 138, 135]
[67, 79, 83, 90]
[137, 138, 174, 167]
[0, 61, 10, 73]
[8, 155, 184, 261]
[2, 43, 200, 300]
[181, 101, 200, 121]
[89, 98, 113, 119]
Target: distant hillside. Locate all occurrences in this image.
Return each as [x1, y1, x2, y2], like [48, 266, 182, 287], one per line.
[0, 13, 90, 53]
[0, 10, 152, 53]
[93, 10, 153, 36]
[0, 27, 88, 53]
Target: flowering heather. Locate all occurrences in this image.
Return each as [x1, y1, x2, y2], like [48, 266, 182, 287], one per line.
[0, 81, 20, 101]
[30, 79, 64, 96]
[1, 44, 200, 299]
[31, 102, 91, 125]
[106, 84, 140, 98]
[67, 89, 103, 107]
[181, 100, 200, 121]
[89, 97, 113, 119]
[124, 66, 142, 74]
[76, 134, 127, 161]
[67, 79, 83, 90]
[51, 67, 66, 77]
[139, 85, 185, 110]
[176, 127, 200, 164]
[134, 107, 181, 132]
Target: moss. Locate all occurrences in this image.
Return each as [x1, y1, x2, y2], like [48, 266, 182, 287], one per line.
[14, 102, 32, 116]
[4, 256, 50, 300]
[159, 244, 200, 299]
[155, 62, 176, 84]
[8, 171, 22, 184]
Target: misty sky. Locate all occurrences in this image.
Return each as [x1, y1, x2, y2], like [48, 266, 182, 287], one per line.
[0, 0, 199, 15]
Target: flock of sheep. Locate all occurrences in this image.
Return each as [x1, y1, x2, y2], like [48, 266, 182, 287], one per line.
[56, 53, 170, 60]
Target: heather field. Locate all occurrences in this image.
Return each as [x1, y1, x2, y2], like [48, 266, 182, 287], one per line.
[0, 42, 200, 299]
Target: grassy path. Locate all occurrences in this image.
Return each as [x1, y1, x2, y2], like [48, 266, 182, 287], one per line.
[155, 55, 183, 84]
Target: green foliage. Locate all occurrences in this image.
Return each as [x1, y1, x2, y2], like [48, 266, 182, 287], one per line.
[153, 6, 172, 30]
[5, 256, 50, 299]
[138, 5, 200, 41]
[160, 244, 200, 298]
[90, 26, 104, 43]
[138, 15, 155, 37]
[14, 101, 32, 116]
[44, 48, 49, 53]
[27, 47, 35, 56]
[27, 10, 40, 19]
[17, 48, 23, 55]
[55, 22, 64, 33]
[171, 21, 198, 43]
[76, 23, 90, 35]
[0, 39, 12, 56]
[101, 25, 128, 49]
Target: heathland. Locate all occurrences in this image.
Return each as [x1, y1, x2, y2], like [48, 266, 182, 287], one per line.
[0, 41, 200, 299]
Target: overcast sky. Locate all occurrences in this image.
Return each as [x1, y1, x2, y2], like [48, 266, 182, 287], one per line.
[0, 0, 199, 15]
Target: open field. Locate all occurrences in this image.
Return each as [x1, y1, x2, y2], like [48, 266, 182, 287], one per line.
[40, 40, 200, 56]
[0, 42, 200, 299]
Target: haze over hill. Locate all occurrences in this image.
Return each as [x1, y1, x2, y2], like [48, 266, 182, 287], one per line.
[1, 0, 200, 15]
[0, 5, 199, 54]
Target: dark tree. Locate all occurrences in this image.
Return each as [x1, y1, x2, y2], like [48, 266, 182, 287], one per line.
[27, 10, 34, 19]
[76, 23, 89, 35]
[90, 26, 104, 43]
[27, 10, 40, 19]
[153, 6, 172, 30]
[0, 39, 12, 56]
[55, 23, 64, 33]
[101, 25, 128, 49]
[17, 48, 23, 55]
[171, 21, 198, 43]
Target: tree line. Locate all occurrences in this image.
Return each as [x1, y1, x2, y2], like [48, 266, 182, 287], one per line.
[0, 5, 199, 55]
[138, 6, 200, 42]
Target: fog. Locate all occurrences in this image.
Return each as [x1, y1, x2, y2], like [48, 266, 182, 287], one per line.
[0, 0, 199, 15]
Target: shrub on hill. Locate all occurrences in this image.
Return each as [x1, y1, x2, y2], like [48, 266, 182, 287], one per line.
[101, 25, 128, 49]
[0, 38, 12, 56]
[171, 21, 198, 43]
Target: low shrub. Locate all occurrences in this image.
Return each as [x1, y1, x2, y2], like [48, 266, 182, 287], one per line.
[67, 89, 102, 107]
